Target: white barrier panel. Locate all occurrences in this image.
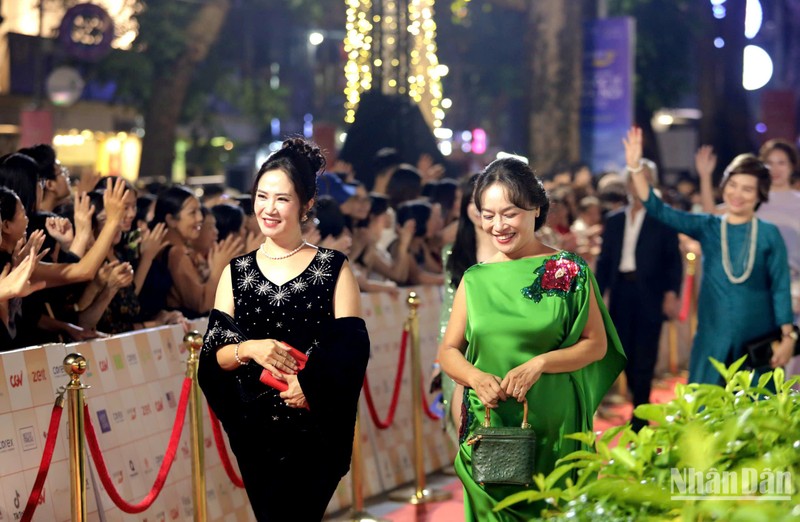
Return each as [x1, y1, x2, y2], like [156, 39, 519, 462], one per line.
[327, 286, 452, 513]
[0, 286, 450, 520]
[0, 343, 73, 522]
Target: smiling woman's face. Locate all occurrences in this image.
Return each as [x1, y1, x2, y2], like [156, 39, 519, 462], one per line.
[169, 196, 203, 241]
[722, 174, 759, 218]
[479, 182, 537, 255]
[253, 169, 306, 239]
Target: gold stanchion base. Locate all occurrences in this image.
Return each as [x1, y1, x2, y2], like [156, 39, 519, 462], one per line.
[388, 487, 452, 504]
[339, 510, 391, 522]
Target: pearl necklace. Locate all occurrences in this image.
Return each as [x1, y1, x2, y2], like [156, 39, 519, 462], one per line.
[720, 215, 758, 284]
[259, 240, 307, 260]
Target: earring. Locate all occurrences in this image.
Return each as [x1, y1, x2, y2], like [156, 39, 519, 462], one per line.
[302, 215, 308, 223]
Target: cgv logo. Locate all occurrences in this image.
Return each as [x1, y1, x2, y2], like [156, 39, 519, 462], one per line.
[9, 372, 23, 388]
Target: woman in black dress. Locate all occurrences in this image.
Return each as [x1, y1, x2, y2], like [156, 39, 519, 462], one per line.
[199, 138, 369, 521]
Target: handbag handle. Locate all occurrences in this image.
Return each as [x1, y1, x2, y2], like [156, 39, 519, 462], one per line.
[483, 399, 531, 429]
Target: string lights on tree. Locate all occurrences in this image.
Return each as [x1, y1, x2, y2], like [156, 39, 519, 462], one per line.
[343, 0, 447, 128]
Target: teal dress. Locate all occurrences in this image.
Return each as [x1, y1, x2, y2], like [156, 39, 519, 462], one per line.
[642, 188, 793, 383]
[455, 252, 626, 521]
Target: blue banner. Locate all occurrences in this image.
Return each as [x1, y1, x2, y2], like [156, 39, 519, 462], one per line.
[580, 17, 635, 174]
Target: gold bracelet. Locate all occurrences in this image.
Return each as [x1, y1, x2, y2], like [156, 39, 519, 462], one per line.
[234, 342, 244, 366]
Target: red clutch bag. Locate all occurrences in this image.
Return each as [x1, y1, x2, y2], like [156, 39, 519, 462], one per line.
[258, 345, 308, 392]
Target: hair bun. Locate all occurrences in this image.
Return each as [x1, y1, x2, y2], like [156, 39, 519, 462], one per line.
[281, 138, 326, 176]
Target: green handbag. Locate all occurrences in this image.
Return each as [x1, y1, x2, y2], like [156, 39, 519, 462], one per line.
[466, 399, 536, 486]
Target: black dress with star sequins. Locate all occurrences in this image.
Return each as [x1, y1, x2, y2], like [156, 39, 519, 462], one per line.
[200, 247, 357, 521]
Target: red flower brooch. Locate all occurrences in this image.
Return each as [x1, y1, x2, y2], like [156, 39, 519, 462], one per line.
[522, 252, 587, 302]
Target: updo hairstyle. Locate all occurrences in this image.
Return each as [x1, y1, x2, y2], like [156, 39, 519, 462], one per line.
[474, 157, 549, 230]
[253, 138, 326, 217]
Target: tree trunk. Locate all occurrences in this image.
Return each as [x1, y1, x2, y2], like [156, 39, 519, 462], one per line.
[138, 0, 232, 181]
[525, 1, 587, 172]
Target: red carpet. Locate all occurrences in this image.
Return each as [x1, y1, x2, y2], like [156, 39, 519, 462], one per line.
[384, 481, 464, 521]
[381, 376, 686, 521]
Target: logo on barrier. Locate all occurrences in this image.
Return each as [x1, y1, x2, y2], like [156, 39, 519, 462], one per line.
[154, 347, 163, 361]
[37, 488, 46, 505]
[51, 365, 67, 379]
[155, 399, 164, 412]
[127, 407, 137, 421]
[97, 409, 112, 433]
[114, 470, 123, 484]
[20, 426, 37, 451]
[113, 354, 125, 370]
[9, 371, 23, 388]
[98, 358, 109, 372]
[141, 403, 152, 416]
[30, 368, 47, 383]
[166, 391, 176, 409]
[126, 353, 138, 366]
[0, 438, 15, 452]
[170, 507, 180, 520]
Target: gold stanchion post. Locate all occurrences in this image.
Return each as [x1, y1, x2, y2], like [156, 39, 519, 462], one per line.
[686, 253, 698, 339]
[668, 321, 679, 376]
[341, 412, 389, 522]
[389, 292, 452, 504]
[185, 331, 207, 522]
[64, 353, 89, 522]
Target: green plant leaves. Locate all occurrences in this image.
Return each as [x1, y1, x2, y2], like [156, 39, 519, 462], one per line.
[498, 360, 800, 520]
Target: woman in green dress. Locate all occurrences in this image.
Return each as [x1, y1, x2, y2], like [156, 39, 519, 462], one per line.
[625, 127, 795, 383]
[439, 158, 626, 521]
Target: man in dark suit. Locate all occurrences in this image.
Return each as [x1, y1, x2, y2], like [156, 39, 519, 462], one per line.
[595, 161, 683, 431]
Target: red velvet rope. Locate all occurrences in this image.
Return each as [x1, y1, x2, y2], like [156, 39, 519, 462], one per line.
[679, 272, 694, 322]
[207, 406, 244, 488]
[420, 378, 442, 420]
[83, 377, 192, 514]
[21, 400, 63, 522]
[362, 327, 409, 430]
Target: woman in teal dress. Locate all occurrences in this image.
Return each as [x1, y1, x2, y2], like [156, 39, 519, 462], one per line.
[439, 158, 626, 521]
[625, 127, 795, 384]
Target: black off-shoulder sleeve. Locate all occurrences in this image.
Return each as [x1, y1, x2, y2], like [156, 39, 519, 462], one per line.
[297, 316, 370, 477]
[197, 309, 248, 426]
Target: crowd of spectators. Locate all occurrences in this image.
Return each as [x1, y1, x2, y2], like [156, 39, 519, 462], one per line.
[1, 141, 798, 350]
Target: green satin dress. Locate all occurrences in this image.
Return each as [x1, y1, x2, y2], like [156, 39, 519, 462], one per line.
[455, 252, 626, 521]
